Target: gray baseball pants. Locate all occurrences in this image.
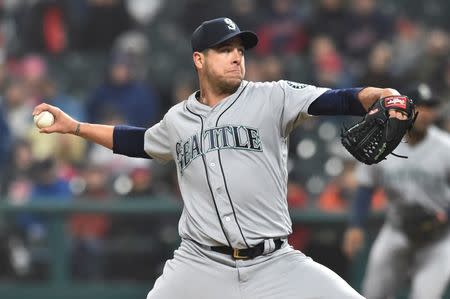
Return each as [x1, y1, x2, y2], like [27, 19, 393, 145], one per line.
[362, 223, 450, 299]
[147, 238, 364, 299]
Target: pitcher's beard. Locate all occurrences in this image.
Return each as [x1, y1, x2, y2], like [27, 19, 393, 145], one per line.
[203, 63, 243, 95]
[216, 78, 242, 95]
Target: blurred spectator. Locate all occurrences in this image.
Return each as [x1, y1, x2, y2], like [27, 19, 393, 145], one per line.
[109, 166, 178, 282]
[390, 17, 426, 80]
[287, 180, 310, 251]
[244, 57, 264, 82]
[14, 0, 69, 54]
[409, 29, 449, 92]
[310, 36, 352, 88]
[0, 2, 20, 58]
[0, 60, 8, 93]
[0, 140, 33, 201]
[359, 41, 398, 88]
[27, 124, 87, 164]
[125, 0, 163, 28]
[27, 80, 87, 163]
[308, 0, 349, 50]
[259, 55, 285, 81]
[0, 104, 11, 175]
[17, 158, 72, 241]
[170, 73, 196, 105]
[86, 52, 160, 127]
[148, 162, 180, 198]
[2, 80, 33, 140]
[344, 0, 394, 76]
[77, 0, 133, 50]
[178, 1, 229, 36]
[317, 160, 387, 212]
[87, 110, 151, 176]
[19, 54, 48, 103]
[127, 167, 154, 197]
[403, 0, 450, 28]
[287, 180, 309, 209]
[228, 0, 261, 32]
[255, 0, 308, 56]
[318, 160, 358, 212]
[40, 77, 86, 122]
[70, 164, 111, 280]
[111, 166, 156, 253]
[112, 30, 151, 81]
[15, 157, 72, 278]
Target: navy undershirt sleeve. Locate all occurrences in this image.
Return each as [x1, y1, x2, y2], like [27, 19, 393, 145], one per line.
[112, 125, 151, 159]
[307, 88, 366, 116]
[349, 186, 374, 228]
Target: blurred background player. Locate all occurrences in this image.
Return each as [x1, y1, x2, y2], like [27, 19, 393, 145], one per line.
[342, 82, 450, 299]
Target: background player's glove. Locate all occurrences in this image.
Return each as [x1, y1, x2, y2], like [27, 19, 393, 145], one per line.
[400, 204, 448, 247]
[341, 95, 416, 165]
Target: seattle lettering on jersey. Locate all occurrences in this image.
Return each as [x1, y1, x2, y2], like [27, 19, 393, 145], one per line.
[176, 125, 263, 173]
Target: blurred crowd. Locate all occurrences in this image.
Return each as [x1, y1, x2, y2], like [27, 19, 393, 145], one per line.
[0, 0, 448, 282]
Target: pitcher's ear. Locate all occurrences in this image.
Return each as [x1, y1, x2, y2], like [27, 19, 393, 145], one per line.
[193, 51, 205, 70]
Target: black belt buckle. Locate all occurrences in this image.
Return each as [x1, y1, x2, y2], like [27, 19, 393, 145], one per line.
[209, 238, 283, 260]
[233, 248, 249, 259]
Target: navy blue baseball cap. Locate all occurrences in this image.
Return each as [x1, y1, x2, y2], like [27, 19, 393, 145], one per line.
[191, 17, 258, 52]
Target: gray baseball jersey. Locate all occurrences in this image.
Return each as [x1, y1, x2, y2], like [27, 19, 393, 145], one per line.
[356, 126, 450, 299]
[144, 80, 365, 299]
[144, 80, 327, 248]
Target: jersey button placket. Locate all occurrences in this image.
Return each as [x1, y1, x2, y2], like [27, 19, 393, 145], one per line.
[202, 116, 241, 245]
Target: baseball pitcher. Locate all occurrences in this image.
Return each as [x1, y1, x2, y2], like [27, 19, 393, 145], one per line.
[33, 18, 414, 299]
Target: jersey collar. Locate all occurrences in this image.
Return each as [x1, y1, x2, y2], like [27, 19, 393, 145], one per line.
[186, 80, 247, 116]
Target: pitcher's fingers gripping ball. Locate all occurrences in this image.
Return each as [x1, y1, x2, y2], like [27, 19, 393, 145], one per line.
[34, 110, 55, 129]
[341, 95, 417, 164]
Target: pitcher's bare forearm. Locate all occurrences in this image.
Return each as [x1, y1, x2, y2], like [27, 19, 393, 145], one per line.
[32, 103, 114, 150]
[75, 122, 114, 149]
[357, 87, 400, 111]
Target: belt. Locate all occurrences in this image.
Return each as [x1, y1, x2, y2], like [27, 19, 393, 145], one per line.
[210, 239, 284, 260]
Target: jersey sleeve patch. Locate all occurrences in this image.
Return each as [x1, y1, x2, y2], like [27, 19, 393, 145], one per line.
[286, 81, 309, 90]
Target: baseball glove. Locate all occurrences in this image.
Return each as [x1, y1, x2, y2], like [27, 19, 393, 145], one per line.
[341, 95, 416, 165]
[400, 204, 448, 247]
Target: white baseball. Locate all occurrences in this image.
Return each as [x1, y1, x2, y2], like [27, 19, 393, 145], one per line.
[34, 111, 55, 128]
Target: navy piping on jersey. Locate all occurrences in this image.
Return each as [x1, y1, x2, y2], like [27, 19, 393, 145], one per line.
[215, 82, 250, 248]
[186, 105, 232, 247]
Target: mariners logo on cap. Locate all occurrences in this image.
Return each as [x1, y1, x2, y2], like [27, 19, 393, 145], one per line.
[224, 18, 237, 31]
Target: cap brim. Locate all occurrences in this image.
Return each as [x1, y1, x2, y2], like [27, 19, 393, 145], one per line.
[208, 31, 258, 51]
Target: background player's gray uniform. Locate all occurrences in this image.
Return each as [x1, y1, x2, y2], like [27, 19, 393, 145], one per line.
[356, 127, 450, 299]
[143, 80, 364, 298]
